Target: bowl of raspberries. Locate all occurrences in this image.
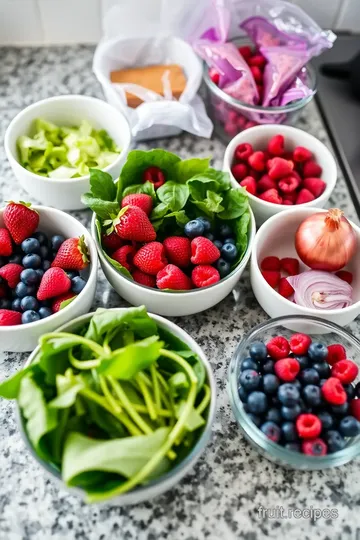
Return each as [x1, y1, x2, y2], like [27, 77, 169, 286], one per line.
[228, 315, 360, 469]
[223, 124, 337, 225]
[85, 149, 256, 316]
[0, 202, 97, 352]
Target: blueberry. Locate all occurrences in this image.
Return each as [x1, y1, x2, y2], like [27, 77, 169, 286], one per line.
[216, 258, 231, 278]
[239, 369, 261, 392]
[218, 224, 233, 238]
[240, 358, 259, 372]
[344, 384, 356, 401]
[295, 355, 310, 370]
[20, 268, 40, 286]
[197, 217, 211, 233]
[318, 411, 334, 431]
[263, 374, 280, 395]
[308, 342, 328, 362]
[247, 391, 268, 414]
[23, 254, 42, 269]
[299, 368, 320, 386]
[42, 260, 51, 271]
[247, 413, 262, 427]
[66, 270, 79, 280]
[223, 237, 236, 245]
[9, 254, 23, 265]
[40, 299, 52, 308]
[213, 240, 223, 251]
[339, 416, 360, 437]
[284, 442, 301, 452]
[15, 282, 36, 298]
[331, 402, 349, 416]
[319, 378, 327, 387]
[292, 379, 302, 391]
[0, 298, 11, 309]
[281, 404, 302, 421]
[184, 220, 204, 238]
[71, 276, 86, 294]
[260, 421, 281, 442]
[278, 383, 300, 407]
[221, 243, 238, 262]
[38, 306, 53, 319]
[261, 359, 275, 374]
[20, 296, 39, 312]
[249, 341, 267, 362]
[238, 385, 249, 403]
[21, 238, 40, 254]
[11, 298, 22, 312]
[204, 232, 215, 242]
[303, 385, 322, 407]
[281, 421, 298, 442]
[39, 245, 50, 259]
[265, 408, 282, 424]
[35, 269, 44, 280]
[312, 362, 331, 378]
[51, 235, 65, 251]
[325, 430, 346, 453]
[33, 231, 48, 246]
[21, 310, 40, 324]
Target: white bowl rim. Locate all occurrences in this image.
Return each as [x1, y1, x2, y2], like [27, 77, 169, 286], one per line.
[223, 124, 337, 210]
[252, 206, 360, 316]
[0, 205, 98, 332]
[4, 94, 132, 185]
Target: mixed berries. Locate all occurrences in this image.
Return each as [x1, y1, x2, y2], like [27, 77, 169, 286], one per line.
[0, 202, 89, 326]
[231, 134, 326, 205]
[238, 333, 360, 456]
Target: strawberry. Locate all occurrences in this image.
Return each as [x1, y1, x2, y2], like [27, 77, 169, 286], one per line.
[231, 163, 248, 181]
[0, 309, 22, 326]
[102, 231, 124, 251]
[107, 206, 156, 243]
[157, 264, 192, 290]
[3, 201, 39, 244]
[234, 143, 253, 161]
[0, 228, 12, 256]
[327, 344, 347, 366]
[295, 188, 315, 205]
[143, 166, 165, 189]
[303, 177, 326, 198]
[132, 269, 156, 288]
[112, 245, 136, 271]
[267, 157, 294, 180]
[261, 270, 280, 288]
[190, 237, 220, 265]
[278, 175, 300, 194]
[335, 270, 353, 285]
[303, 160, 322, 178]
[192, 265, 220, 288]
[257, 174, 277, 193]
[278, 277, 294, 298]
[280, 257, 299, 276]
[248, 151, 266, 172]
[260, 256, 280, 271]
[52, 292, 77, 313]
[133, 242, 168, 275]
[292, 146, 312, 163]
[259, 188, 282, 204]
[0, 263, 23, 288]
[240, 176, 257, 195]
[121, 193, 153, 216]
[267, 134, 285, 156]
[37, 268, 71, 300]
[52, 236, 90, 271]
[163, 236, 191, 268]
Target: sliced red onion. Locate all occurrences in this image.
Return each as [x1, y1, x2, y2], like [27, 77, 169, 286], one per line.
[286, 271, 353, 310]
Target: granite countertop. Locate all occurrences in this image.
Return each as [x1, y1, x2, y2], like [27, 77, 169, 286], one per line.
[1, 46, 360, 540]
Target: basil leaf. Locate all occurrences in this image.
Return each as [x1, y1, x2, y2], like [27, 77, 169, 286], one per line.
[157, 181, 189, 212]
[89, 168, 116, 201]
[218, 188, 249, 220]
[81, 193, 119, 220]
[151, 202, 169, 221]
[122, 181, 156, 202]
[171, 157, 211, 183]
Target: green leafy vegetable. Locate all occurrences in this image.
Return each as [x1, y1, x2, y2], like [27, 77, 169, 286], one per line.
[218, 188, 249, 220]
[89, 168, 117, 201]
[157, 182, 189, 212]
[171, 158, 210, 183]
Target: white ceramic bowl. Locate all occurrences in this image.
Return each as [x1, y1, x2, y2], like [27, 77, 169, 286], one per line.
[250, 207, 360, 329]
[4, 95, 132, 211]
[0, 206, 98, 352]
[91, 210, 256, 317]
[223, 125, 337, 226]
[17, 308, 216, 505]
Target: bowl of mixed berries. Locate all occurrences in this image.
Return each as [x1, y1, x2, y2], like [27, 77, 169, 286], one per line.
[228, 315, 360, 469]
[84, 149, 255, 316]
[0, 201, 97, 352]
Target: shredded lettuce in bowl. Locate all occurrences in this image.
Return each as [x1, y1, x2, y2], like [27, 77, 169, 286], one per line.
[17, 119, 121, 179]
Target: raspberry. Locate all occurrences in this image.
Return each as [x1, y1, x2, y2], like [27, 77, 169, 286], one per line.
[261, 270, 280, 288]
[327, 344, 347, 366]
[259, 188, 282, 204]
[102, 231, 124, 251]
[350, 399, 360, 421]
[278, 277, 294, 298]
[274, 357, 300, 381]
[190, 237, 220, 265]
[268, 157, 294, 180]
[280, 257, 299, 276]
[132, 269, 156, 288]
[163, 236, 191, 268]
[335, 271, 353, 285]
[209, 67, 220, 85]
[303, 177, 326, 198]
[303, 160, 322, 178]
[112, 245, 136, 271]
[238, 45, 253, 60]
[322, 377, 347, 405]
[302, 438, 327, 456]
[240, 176, 257, 195]
[292, 146, 312, 163]
[296, 189, 316, 205]
[332, 359, 359, 384]
[296, 414, 322, 439]
[234, 143, 253, 161]
[290, 333, 312, 355]
[283, 200, 293, 206]
[256, 84, 263, 101]
[267, 134, 285, 156]
[278, 175, 300, 194]
[248, 54, 267, 68]
[156, 264, 192, 290]
[267, 336, 290, 360]
[250, 65, 263, 83]
[192, 265, 220, 288]
[133, 242, 168, 275]
[257, 174, 277, 193]
[121, 193, 153, 216]
[261, 256, 280, 271]
[143, 166, 165, 189]
[283, 191, 297, 203]
[248, 151, 266, 172]
[231, 163, 248, 181]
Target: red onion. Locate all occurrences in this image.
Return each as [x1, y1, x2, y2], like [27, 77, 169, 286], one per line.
[295, 208, 357, 271]
[287, 271, 353, 310]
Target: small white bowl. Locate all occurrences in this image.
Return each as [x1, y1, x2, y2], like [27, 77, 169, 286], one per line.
[223, 125, 337, 226]
[0, 206, 98, 352]
[250, 207, 360, 328]
[91, 210, 256, 317]
[4, 95, 132, 211]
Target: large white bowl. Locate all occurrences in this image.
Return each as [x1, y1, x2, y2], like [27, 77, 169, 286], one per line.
[223, 125, 337, 226]
[17, 308, 216, 505]
[4, 95, 132, 211]
[250, 207, 360, 328]
[91, 210, 256, 317]
[0, 206, 98, 352]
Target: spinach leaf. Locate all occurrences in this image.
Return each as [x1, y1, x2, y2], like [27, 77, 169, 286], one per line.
[151, 202, 169, 221]
[233, 208, 251, 262]
[175, 401, 205, 431]
[157, 182, 189, 212]
[172, 158, 210, 183]
[94, 218, 132, 280]
[152, 210, 189, 232]
[81, 193, 119, 220]
[218, 188, 249, 220]
[192, 190, 224, 217]
[187, 168, 230, 200]
[39, 350, 71, 386]
[89, 168, 116, 201]
[0, 362, 39, 399]
[48, 371, 84, 409]
[122, 181, 156, 202]
[86, 400, 127, 439]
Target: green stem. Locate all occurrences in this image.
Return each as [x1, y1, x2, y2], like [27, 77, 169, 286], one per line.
[151, 364, 163, 426]
[196, 384, 211, 415]
[156, 371, 175, 423]
[40, 332, 104, 357]
[123, 330, 134, 345]
[130, 403, 171, 418]
[99, 375, 122, 414]
[108, 377, 153, 435]
[69, 349, 100, 370]
[136, 372, 157, 421]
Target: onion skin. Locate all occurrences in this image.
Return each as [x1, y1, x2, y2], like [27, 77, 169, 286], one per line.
[295, 209, 357, 272]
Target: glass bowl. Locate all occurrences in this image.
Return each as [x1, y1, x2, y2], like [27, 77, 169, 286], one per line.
[228, 315, 360, 470]
[203, 38, 317, 143]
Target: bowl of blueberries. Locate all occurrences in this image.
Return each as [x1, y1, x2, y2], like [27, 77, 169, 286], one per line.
[228, 315, 360, 469]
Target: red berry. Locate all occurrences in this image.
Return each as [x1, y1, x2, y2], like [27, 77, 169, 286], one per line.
[296, 414, 322, 439]
[331, 359, 359, 384]
[102, 231, 124, 251]
[267, 157, 294, 180]
[132, 269, 156, 288]
[240, 176, 257, 195]
[321, 377, 347, 405]
[238, 45, 252, 60]
[248, 151, 266, 172]
[51, 236, 90, 271]
[0, 263, 23, 288]
[283, 200, 293, 206]
[231, 163, 248, 181]
[274, 357, 300, 381]
[3, 202, 39, 244]
[163, 236, 191, 268]
[250, 65, 263, 83]
[350, 399, 360, 421]
[192, 265, 220, 288]
[0, 228, 12, 256]
[234, 143, 253, 161]
[142, 166, 165, 189]
[303, 160, 322, 178]
[278, 277, 294, 298]
[37, 268, 71, 301]
[292, 146, 312, 163]
[267, 336, 290, 360]
[52, 292, 76, 313]
[257, 174, 277, 193]
[280, 257, 299, 276]
[302, 438, 327, 456]
[290, 333, 312, 355]
[248, 54, 266, 69]
[112, 245, 136, 271]
[283, 191, 297, 203]
[278, 175, 300, 194]
[0, 284, 7, 298]
[335, 270, 353, 285]
[261, 270, 280, 288]
[113, 206, 156, 243]
[209, 67, 220, 85]
[302, 177, 326, 198]
[267, 134, 285, 156]
[121, 193, 153, 216]
[157, 264, 192, 290]
[259, 188, 282, 204]
[261, 256, 280, 271]
[327, 344, 347, 366]
[190, 237, 220, 265]
[295, 188, 315, 205]
[133, 242, 168, 275]
[0, 309, 22, 326]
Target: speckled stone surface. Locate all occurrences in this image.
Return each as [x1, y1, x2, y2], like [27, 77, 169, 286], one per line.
[0, 46, 360, 540]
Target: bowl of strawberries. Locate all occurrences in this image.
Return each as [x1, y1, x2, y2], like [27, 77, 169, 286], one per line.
[223, 124, 337, 225]
[84, 149, 256, 316]
[0, 201, 97, 352]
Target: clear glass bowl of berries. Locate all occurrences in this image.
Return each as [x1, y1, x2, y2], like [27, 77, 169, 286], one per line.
[228, 315, 360, 469]
[203, 38, 317, 143]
